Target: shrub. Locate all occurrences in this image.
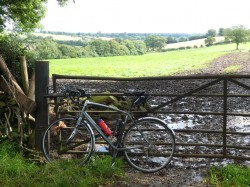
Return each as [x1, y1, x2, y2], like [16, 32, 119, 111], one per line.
[0, 33, 33, 83]
[178, 47, 186, 50]
[162, 48, 176, 52]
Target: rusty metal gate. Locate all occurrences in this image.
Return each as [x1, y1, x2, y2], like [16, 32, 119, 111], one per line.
[37, 70, 250, 161]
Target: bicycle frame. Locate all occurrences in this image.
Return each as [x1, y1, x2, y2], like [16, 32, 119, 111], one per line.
[43, 91, 176, 172]
[79, 100, 137, 151]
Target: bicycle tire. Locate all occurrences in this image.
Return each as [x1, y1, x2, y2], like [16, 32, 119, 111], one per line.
[123, 117, 175, 173]
[42, 117, 95, 165]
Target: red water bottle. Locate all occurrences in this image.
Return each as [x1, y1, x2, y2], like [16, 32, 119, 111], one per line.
[98, 118, 113, 136]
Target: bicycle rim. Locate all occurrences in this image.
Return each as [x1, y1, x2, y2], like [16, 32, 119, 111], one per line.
[123, 118, 175, 173]
[42, 117, 94, 165]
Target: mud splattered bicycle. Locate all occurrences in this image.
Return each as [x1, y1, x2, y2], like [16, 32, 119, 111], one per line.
[42, 87, 175, 173]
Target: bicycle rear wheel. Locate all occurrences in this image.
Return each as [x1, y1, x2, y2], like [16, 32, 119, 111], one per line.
[42, 117, 94, 165]
[123, 117, 175, 173]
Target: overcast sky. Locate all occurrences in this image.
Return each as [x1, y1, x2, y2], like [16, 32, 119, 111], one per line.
[41, 0, 250, 34]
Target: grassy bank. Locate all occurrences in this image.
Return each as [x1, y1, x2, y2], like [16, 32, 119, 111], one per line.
[208, 164, 250, 186]
[0, 141, 124, 187]
[48, 42, 250, 77]
[1, 141, 249, 186]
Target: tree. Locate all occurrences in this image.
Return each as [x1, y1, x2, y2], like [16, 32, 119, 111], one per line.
[179, 37, 188, 42]
[90, 39, 111, 57]
[84, 45, 99, 57]
[206, 29, 217, 37]
[223, 25, 250, 50]
[167, 36, 178, 44]
[108, 40, 122, 56]
[144, 35, 167, 51]
[32, 39, 62, 59]
[0, 0, 72, 32]
[133, 40, 147, 55]
[205, 36, 216, 46]
[218, 28, 225, 36]
[58, 44, 80, 58]
[121, 40, 138, 55]
[117, 45, 130, 56]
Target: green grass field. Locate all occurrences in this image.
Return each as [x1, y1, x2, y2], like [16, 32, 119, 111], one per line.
[48, 42, 250, 77]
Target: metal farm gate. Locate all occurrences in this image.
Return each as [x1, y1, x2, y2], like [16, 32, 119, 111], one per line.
[35, 62, 250, 161]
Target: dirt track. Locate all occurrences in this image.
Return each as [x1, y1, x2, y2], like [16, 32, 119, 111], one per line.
[110, 52, 250, 187]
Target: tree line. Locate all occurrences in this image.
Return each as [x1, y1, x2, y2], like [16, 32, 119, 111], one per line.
[204, 26, 250, 49]
[26, 35, 147, 59]
[39, 30, 193, 41]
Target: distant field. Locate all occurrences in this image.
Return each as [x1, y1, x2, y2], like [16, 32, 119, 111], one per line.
[32, 33, 113, 41]
[165, 36, 225, 49]
[33, 33, 83, 41]
[49, 42, 250, 77]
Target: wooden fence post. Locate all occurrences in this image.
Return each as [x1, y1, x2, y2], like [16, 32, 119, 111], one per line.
[19, 56, 29, 95]
[35, 61, 49, 149]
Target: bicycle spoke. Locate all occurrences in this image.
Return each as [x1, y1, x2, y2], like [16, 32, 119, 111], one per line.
[123, 118, 175, 173]
[42, 118, 94, 165]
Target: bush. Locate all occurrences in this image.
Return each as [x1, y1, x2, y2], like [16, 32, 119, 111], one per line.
[0, 33, 34, 83]
[178, 47, 186, 50]
[161, 48, 176, 52]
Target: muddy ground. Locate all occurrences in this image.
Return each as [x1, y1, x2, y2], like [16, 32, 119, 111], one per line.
[115, 52, 250, 187]
[53, 52, 250, 187]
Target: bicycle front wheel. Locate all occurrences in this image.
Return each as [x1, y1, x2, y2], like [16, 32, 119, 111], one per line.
[123, 117, 175, 173]
[42, 117, 95, 165]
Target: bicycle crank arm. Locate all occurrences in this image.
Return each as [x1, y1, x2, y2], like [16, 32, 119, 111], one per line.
[118, 146, 144, 151]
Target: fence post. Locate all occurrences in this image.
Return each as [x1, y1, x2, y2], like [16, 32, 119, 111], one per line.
[19, 56, 29, 95]
[35, 61, 49, 149]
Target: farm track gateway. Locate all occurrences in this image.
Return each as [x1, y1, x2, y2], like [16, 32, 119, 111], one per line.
[48, 52, 250, 186]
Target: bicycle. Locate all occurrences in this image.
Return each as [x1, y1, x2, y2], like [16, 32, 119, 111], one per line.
[42, 86, 175, 173]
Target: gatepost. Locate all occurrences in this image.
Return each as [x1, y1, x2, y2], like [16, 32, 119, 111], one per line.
[35, 61, 49, 149]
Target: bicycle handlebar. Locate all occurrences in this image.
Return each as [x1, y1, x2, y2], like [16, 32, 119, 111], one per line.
[65, 86, 91, 104]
